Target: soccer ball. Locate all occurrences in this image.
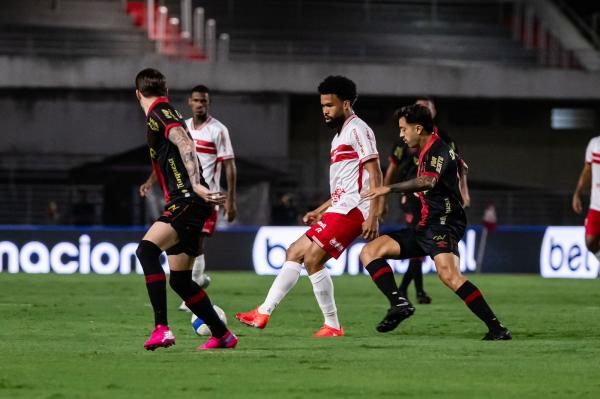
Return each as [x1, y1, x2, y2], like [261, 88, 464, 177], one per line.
[191, 305, 227, 336]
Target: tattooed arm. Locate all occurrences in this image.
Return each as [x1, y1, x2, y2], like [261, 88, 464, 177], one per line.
[361, 175, 436, 201]
[168, 126, 225, 204]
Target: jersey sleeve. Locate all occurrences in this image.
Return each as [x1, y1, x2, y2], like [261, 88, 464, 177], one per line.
[420, 144, 450, 181]
[216, 125, 235, 161]
[150, 104, 184, 140]
[585, 138, 595, 164]
[351, 125, 378, 164]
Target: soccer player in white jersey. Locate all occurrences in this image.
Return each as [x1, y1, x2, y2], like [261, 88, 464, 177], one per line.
[572, 135, 600, 257]
[236, 76, 383, 336]
[177, 85, 237, 309]
[140, 85, 237, 311]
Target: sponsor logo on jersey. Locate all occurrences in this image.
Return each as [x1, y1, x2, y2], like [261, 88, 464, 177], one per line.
[161, 109, 176, 120]
[329, 238, 344, 252]
[435, 156, 444, 173]
[148, 118, 159, 131]
[331, 187, 346, 205]
[168, 158, 185, 189]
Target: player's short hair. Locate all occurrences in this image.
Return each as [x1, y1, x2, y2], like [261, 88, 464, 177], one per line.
[395, 104, 434, 133]
[135, 68, 167, 97]
[191, 85, 211, 95]
[415, 96, 435, 105]
[318, 76, 357, 104]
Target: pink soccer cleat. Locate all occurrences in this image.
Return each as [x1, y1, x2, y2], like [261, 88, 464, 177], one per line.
[144, 324, 175, 351]
[235, 308, 270, 329]
[197, 331, 238, 350]
[313, 324, 345, 337]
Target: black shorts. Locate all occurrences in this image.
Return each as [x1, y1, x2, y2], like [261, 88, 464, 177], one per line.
[386, 225, 464, 259]
[157, 200, 212, 257]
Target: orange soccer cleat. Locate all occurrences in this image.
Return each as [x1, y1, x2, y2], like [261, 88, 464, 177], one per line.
[235, 308, 270, 329]
[313, 324, 345, 337]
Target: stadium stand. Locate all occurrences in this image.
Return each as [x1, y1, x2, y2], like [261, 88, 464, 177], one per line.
[161, 0, 540, 66]
[1, 0, 599, 226]
[0, 0, 155, 57]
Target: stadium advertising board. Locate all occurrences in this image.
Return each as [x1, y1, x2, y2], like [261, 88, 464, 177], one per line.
[2, 226, 597, 278]
[0, 231, 150, 275]
[540, 226, 599, 279]
[252, 226, 478, 276]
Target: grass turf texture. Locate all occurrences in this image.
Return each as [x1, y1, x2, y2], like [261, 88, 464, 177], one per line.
[1, 273, 599, 399]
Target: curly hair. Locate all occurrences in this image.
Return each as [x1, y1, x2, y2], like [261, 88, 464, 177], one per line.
[318, 75, 357, 104]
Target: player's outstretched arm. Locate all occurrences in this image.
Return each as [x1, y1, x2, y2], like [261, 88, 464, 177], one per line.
[572, 163, 591, 215]
[223, 159, 237, 222]
[168, 126, 225, 205]
[139, 170, 157, 197]
[361, 175, 436, 201]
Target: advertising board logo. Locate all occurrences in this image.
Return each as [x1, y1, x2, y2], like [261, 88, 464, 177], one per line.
[540, 226, 599, 279]
[252, 227, 477, 276]
[0, 235, 169, 275]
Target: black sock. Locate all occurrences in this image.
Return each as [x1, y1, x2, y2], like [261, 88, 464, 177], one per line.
[455, 281, 502, 330]
[410, 258, 425, 293]
[136, 240, 168, 326]
[169, 270, 227, 338]
[365, 258, 404, 306]
[398, 260, 414, 293]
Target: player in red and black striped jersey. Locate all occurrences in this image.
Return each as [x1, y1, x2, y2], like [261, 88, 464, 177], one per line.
[134, 68, 237, 350]
[361, 104, 510, 341]
[385, 140, 431, 304]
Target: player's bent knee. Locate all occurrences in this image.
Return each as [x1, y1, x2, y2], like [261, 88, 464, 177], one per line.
[136, 240, 162, 268]
[286, 238, 307, 262]
[359, 244, 377, 265]
[359, 242, 388, 265]
[436, 266, 462, 290]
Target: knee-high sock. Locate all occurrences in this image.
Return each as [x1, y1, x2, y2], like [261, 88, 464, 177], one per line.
[258, 261, 302, 315]
[455, 280, 502, 330]
[309, 268, 340, 329]
[136, 240, 167, 326]
[191, 254, 206, 285]
[365, 258, 405, 306]
[169, 270, 227, 338]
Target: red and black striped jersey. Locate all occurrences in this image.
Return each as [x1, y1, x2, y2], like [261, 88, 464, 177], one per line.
[145, 97, 208, 204]
[416, 133, 466, 233]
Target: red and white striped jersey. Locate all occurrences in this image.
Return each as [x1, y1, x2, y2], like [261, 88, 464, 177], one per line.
[585, 136, 600, 211]
[327, 114, 379, 219]
[185, 116, 235, 192]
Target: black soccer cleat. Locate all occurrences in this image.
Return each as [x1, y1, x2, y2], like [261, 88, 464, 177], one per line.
[482, 326, 512, 341]
[416, 291, 432, 304]
[376, 301, 415, 333]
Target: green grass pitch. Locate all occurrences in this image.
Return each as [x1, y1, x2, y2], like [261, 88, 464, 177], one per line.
[1, 272, 599, 398]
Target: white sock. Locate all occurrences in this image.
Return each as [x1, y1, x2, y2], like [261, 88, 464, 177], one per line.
[309, 268, 340, 329]
[191, 254, 206, 286]
[258, 261, 302, 315]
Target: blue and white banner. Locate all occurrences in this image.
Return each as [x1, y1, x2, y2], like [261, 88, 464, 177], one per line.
[252, 226, 478, 276]
[540, 226, 599, 279]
